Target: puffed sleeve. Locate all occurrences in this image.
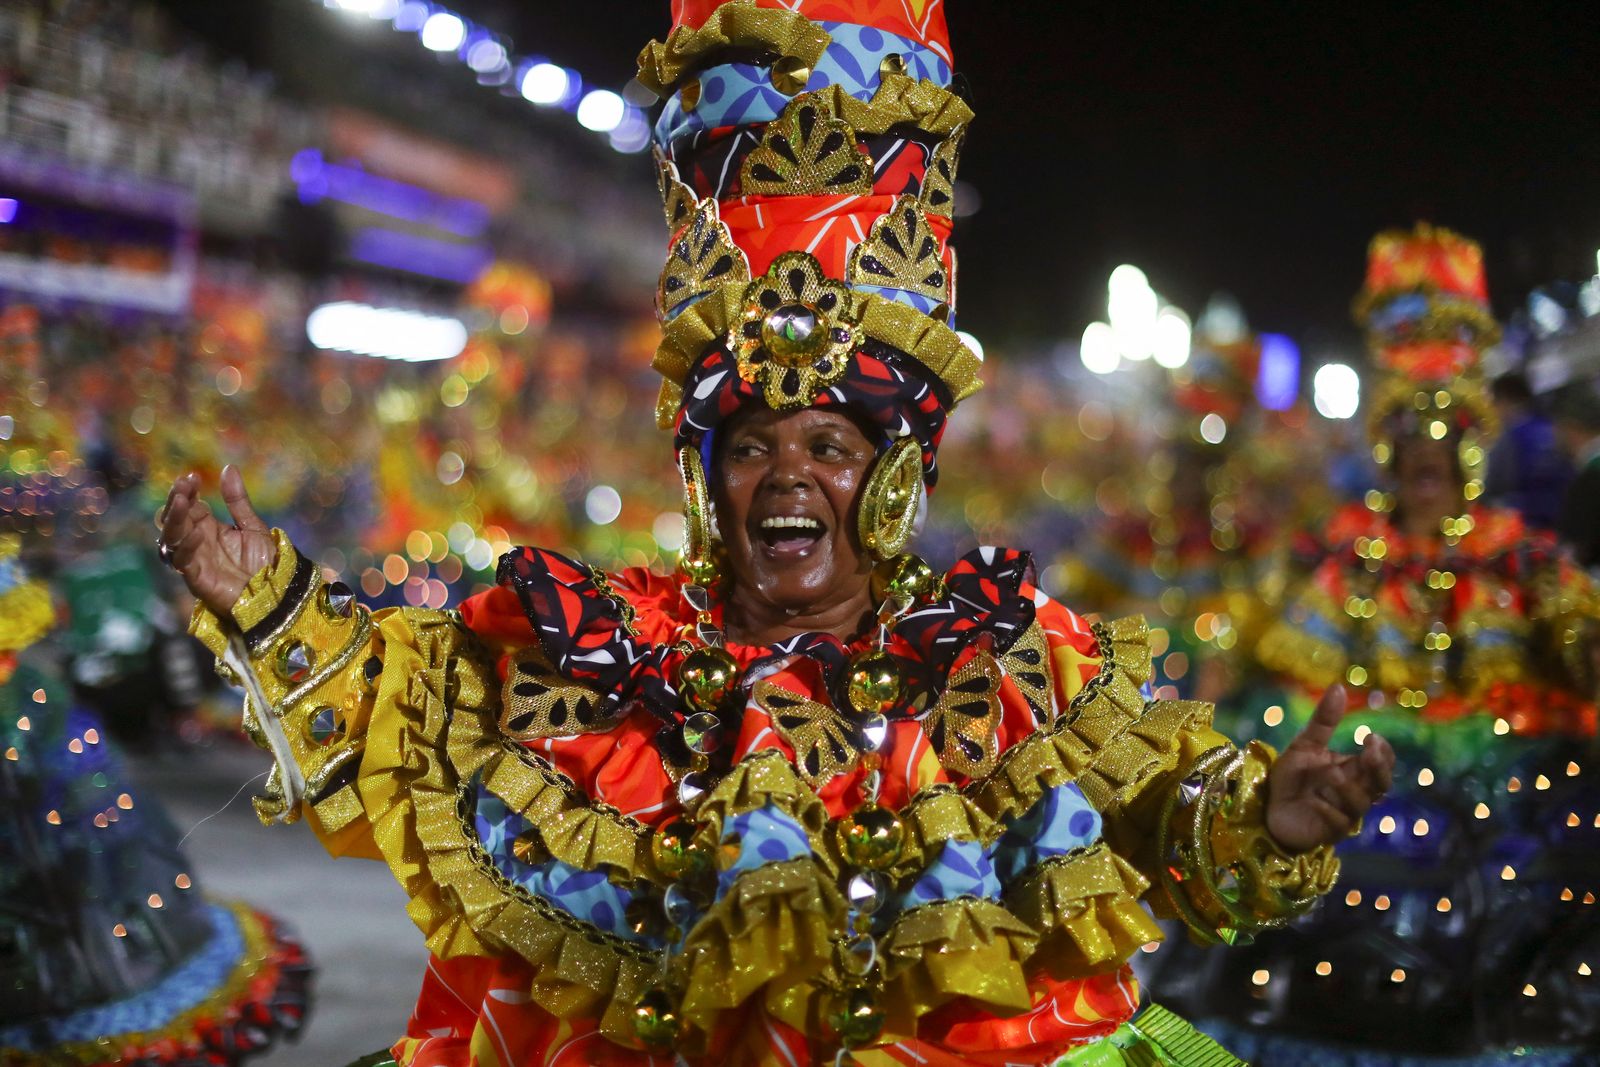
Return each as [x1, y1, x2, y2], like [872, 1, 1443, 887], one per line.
[1028, 596, 1341, 946]
[188, 529, 497, 862]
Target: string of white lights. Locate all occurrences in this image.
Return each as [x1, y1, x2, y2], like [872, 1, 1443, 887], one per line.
[318, 0, 652, 153]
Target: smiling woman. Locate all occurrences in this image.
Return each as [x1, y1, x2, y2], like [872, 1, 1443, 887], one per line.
[153, 3, 1391, 1065]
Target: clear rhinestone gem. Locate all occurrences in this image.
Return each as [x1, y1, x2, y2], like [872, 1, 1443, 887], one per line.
[857, 713, 889, 752]
[682, 712, 723, 755]
[681, 585, 711, 613]
[320, 581, 356, 619]
[307, 706, 341, 746]
[846, 871, 888, 915]
[678, 771, 711, 808]
[840, 933, 878, 976]
[276, 641, 314, 684]
[1178, 775, 1204, 808]
[696, 623, 724, 648]
[663, 883, 696, 926]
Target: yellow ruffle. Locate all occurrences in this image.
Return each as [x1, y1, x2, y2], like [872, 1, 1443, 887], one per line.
[675, 857, 845, 1035]
[892, 784, 999, 879]
[690, 747, 836, 875]
[636, 0, 831, 96]
[357, 607, 660, 1045]
[1004, 843, 1162, 980]
[879, 897, 1040, 1032]
[0, 575, 54, 654]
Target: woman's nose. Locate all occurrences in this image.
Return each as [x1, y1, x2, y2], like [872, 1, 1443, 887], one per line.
[766, 444, 816, 491]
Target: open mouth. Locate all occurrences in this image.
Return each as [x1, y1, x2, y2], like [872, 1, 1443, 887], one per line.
[755, 514, 827, 560]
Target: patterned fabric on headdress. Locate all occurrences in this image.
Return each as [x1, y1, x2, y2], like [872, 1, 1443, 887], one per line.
[643, 0, 979, 484]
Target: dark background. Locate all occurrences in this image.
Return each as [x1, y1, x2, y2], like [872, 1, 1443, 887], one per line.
[159, 0, 1600, 351]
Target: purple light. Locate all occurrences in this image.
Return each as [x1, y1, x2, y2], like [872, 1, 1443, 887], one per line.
[0, 198, 16, 224]
[347, 227, 493, 284]
[1256, 333, 1301, 412]
[291, 150, 491, 237]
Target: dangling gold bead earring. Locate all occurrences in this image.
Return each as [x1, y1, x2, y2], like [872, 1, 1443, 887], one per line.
[676, 446, 721, 587]
[856, 437, 922, 562]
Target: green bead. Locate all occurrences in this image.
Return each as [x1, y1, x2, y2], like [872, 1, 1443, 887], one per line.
[651, 819, 704, 879]
[678, 646, 741, 714]
[630, 988, 684, 1048]
[845, 650, 903, 718]
[838, 802, 905, 870]
[827, 986, 886, 1047]
[679, 554, 720, 586]
[871, 554, 937, 605]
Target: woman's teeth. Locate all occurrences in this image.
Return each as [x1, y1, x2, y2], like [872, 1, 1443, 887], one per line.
[760, 516, 821, 530]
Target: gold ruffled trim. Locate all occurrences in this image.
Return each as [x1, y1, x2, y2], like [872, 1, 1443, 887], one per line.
[652, 283, 982, 430]
[892, 784, 998, 880]
[675, 857, 844, 1035]
[636, 0, 831, 97]
[0, 575, 54, 653]
[690, 747, 836, 870]
[358, 608, 660, 1045]
[1003, 843, 1162, 980]
[879, 896, 1040, 1031]
[970, 616, 1203, 825]
[829, 71, 973, 138]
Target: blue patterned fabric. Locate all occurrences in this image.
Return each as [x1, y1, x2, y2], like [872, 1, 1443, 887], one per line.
[654, 21, 953, 146]
[993, 782, 1104, 883]
[472, 783, 657, 945]
[0, 903, 243, 1049]
[900, 837, 1001, 909]
[853, 284, 946, 316]
[716, 803, 814, 897]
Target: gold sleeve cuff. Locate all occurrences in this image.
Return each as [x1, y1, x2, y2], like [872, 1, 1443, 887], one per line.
[636, 0, 830, 96]
[1157, 742, 1340, 945]
[187, 529, 377, 843]
[1003, 842, 1163, 980]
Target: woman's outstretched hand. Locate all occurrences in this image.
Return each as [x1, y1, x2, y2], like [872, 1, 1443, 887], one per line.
[155, 465, 276, 617]
[1263, 685, 1395, 852]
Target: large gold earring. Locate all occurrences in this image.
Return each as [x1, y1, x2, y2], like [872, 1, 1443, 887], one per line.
[677, 447, 721, 586]
[857, 437, 922, 561]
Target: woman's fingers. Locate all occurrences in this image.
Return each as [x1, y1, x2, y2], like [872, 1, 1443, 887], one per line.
[220, 464, 266, 532]
[1291, 684, 1348, 752]
[1316, 761, 1380, 819]
[1300, 794, 1356, 838]
[1357, 732, 1395, 797]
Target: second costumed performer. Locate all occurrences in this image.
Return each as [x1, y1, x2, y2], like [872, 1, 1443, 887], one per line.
[154, 2, 1393, 1063]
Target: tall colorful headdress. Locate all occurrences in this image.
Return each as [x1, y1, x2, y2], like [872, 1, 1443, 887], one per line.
[638, 0, 981, 564]
[1355, 223, 1500, 502]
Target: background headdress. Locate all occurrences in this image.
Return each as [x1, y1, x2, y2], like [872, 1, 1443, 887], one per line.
[639, 0, 981, 492]
[1355, 223, 1499, 501]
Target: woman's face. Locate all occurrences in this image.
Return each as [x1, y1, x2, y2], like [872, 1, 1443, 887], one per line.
[714, 406, 878, 616]
[1394, 432, 1462, 516]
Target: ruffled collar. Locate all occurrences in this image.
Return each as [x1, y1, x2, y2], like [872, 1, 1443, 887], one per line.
[491, 546, 1039, 736]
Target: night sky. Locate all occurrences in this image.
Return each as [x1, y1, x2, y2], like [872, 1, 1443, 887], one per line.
[163, 1, 1600, 354]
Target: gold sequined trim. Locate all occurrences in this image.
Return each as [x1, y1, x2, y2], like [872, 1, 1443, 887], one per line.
[1000, 619, 1054, 723]
[919, 651, 1002, 778]
[847, 195, 950, 304]
[756, 678, 861, 787]
[918, 124, 964, 219]
[500, 646, 613, 741]
[878, 895, 1040, 1033]
[636, 0, 832, 98]
[741, 91, 873, 197]
[655, 150, 697, 234]
[658, 198, 751, 322]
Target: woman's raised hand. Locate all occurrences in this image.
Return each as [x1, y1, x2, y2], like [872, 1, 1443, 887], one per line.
[1263, 685, 1395, 852]
[155, 465, 277, 617]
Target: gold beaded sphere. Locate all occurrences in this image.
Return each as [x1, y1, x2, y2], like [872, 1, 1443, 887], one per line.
[870, 553, 937, 606]
[838, 802, 905, 870]
[651, 819, 704, 879]
[845, 650, 904, 718]
[678, 646, 741, 714]
[827, 987, 886, 1048]
[630, 988, 685, 1048]
[679, 554, 720, 587]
